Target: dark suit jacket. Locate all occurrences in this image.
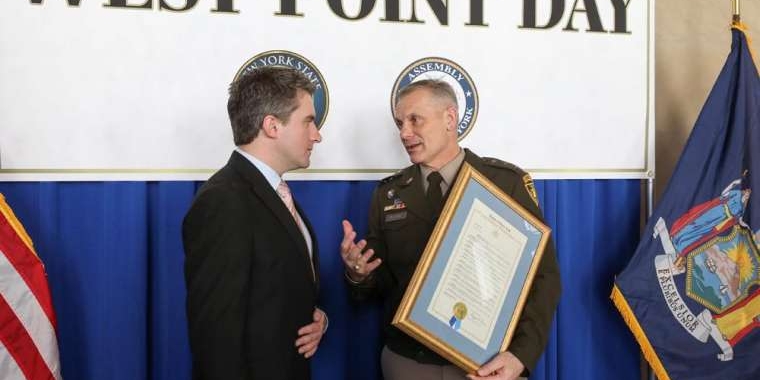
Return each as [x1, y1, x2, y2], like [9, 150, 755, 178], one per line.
[348, 149, 561, 376]
[183, 151, 320, 380]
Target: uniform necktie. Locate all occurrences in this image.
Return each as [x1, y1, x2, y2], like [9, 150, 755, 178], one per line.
[427, 171, 444, 218]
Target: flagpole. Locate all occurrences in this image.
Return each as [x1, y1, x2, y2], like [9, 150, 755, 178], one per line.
[646, 177, 655, 380]
[646, 179, 654, 220]
[733, 0, 741, 22]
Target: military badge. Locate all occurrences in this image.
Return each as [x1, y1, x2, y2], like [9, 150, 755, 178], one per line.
[523, 174, 538, 206]
[384, 192, 406, 212]
[384, 199, 407, 212]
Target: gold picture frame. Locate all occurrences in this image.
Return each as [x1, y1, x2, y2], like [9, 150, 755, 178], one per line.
[392, 162, 551, 373]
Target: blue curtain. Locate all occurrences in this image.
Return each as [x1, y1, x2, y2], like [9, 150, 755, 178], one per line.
[0, 180, 641, 379]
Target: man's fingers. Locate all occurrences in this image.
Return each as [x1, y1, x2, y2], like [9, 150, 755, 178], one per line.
[299, 341, 318, 356]
[342, 219, 354, 235]
[295, 320, 323, 358]
[360, 248, 376, 261]
[340, 230, 356, 256]
[303, 347, 317, 358]
[364, 257, 382, 273]
[477, 354, 506, 376]
[295, 332, 317, 347]
[354, 239, 367, 253]
[297, 322, 320, 337]
[340, 220, 358, 256]
[346, 240, 367, 264]
[295, 327, 321, 347]
[344, 244, 366, 268]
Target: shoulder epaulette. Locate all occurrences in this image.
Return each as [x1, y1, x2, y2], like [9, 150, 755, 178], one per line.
[482, 157, 525, 174]
[379, 171, 403, 185]
[483, 157, 539, 206]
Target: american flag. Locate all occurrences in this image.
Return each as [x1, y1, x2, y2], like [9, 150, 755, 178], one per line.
[0, 193, 61, 380]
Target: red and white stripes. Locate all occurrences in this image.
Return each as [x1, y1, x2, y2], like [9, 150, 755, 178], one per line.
[0, 195, 61, 380]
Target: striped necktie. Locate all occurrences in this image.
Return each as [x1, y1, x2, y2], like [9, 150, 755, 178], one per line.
[276, 180, 303, 229]
[276, 181, 315, 280]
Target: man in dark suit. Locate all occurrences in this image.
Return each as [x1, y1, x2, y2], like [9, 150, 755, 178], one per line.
[340, 80, 560, 380]
[183, 66, 327, 380]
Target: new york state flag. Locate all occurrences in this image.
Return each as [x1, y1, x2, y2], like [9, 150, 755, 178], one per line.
[612, 24, 760, 380]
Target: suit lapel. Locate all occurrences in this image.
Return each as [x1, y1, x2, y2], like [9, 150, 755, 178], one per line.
[295, 201, 319, 290]
[228, 152, 315, 284]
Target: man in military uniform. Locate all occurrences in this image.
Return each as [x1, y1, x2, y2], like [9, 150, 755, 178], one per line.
[340, 79, 561, 380]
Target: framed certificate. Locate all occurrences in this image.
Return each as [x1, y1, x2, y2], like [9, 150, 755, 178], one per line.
[392, 162, 551, 373]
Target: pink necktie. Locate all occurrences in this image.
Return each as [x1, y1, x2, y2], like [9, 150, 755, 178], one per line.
[276, 181, 303, 229]
[277, 181, 315, 280]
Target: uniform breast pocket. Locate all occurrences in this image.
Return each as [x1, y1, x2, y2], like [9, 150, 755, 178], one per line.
[383, 210, 408, 227]
[381, 211, 428, 267]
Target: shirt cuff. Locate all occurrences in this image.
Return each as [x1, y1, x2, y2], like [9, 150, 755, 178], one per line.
[344, 270, 371, 285]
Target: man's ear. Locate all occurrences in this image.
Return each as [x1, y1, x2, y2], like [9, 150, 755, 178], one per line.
[261, 115, 279, 138]
[445, 105, 458, 131]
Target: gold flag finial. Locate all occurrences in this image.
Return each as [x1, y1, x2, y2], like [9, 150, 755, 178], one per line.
[733, 0, 741, 23]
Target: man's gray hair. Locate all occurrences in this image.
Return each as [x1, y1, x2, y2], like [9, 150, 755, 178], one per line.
[395, 79, 458, 109]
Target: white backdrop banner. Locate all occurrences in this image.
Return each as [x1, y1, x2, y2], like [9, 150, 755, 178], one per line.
[0, 0, 653, 181]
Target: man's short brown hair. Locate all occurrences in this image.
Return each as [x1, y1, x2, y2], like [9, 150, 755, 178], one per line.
[227, 66, 316, 145]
